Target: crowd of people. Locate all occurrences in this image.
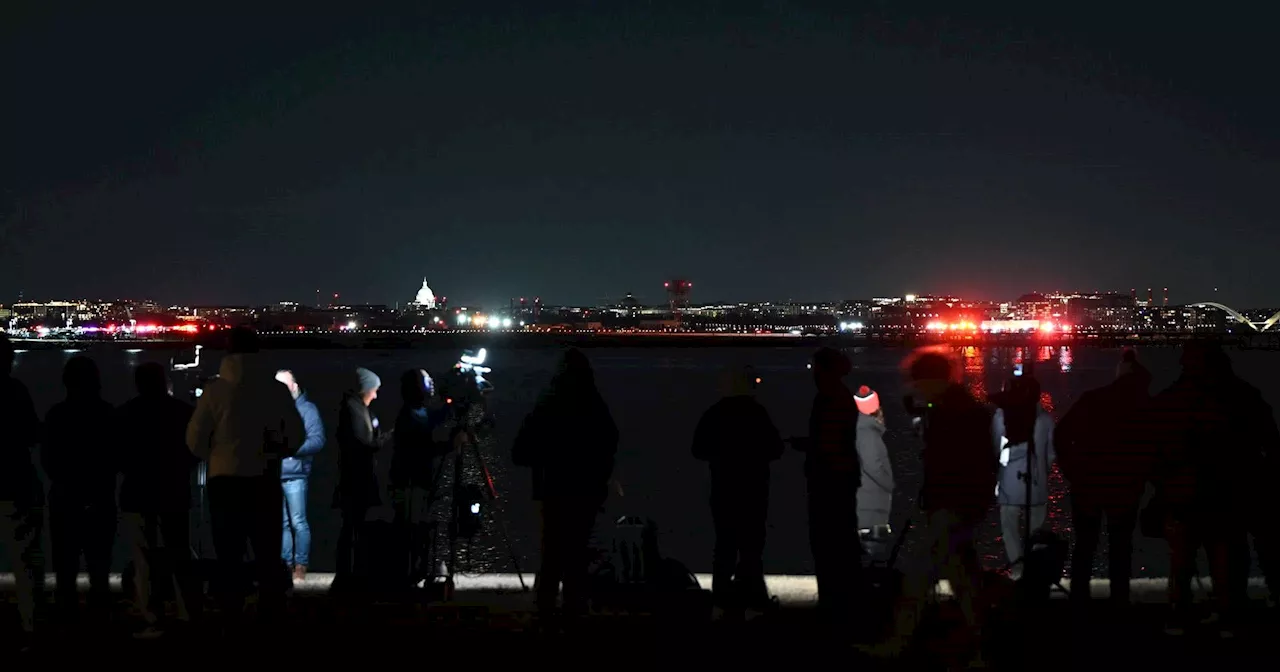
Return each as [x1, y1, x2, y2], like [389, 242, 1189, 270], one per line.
[2, 328, 1279, 657]
[688, 342, 1280, 659]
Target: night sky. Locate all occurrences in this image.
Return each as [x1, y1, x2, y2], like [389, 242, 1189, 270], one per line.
[4, 2, 1277, 308]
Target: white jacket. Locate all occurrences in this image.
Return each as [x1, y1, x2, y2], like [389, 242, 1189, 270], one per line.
[992, 407, 1056, 507]
[186, 353, 305, 478]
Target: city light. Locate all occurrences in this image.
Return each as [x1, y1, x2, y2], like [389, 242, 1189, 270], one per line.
[457, 314, 469, 326]
[502, 317, 512, 328]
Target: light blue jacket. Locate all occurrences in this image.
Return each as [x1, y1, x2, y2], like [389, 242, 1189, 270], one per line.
[992, 408, 1055, 507]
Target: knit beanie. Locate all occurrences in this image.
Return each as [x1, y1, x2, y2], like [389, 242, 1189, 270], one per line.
[356, 367, 381, 394]
[854, 385, 880, 415]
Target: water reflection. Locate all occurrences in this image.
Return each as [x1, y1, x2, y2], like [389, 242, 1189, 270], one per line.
[962, 345, 987, 401]
[1059, 346, 1073, 373]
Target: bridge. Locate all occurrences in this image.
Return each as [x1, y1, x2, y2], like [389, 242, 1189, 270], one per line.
[1189, 302, 1280, 332]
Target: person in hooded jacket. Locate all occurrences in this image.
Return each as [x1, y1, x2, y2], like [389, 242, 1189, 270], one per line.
[43, 355, 117, 620]
[333, 367, 391, 591]
[1054, 349, 1156, 607]
[274, 369, 326, 583]
[117, 362, 199, 636]
[512, 349, 618, 619]
[692, 365, 784, 613]
[0, 334, 45, 644]
[796, 347, 861, 621]
[854, 385, 895, 563]
[992, 374, 1056, 574]
[187, 327, 304, 625]
[390, 369, 452, 586]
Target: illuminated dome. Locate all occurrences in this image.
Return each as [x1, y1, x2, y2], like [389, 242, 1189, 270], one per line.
[414, 278, 437, 309]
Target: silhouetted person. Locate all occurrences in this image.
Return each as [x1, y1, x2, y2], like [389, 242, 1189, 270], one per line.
[853, 386, 895, 562]
[117, 362, 198, 637]
[390, 369, 451, 586]
[43, 355, 116, 621]
[1055, 349, 1155, 607]
[333, 367, 390, 593]
[865, 348, 995, 661]
[274, 369, 325, 583]
[1150, 341, 1242, 634]
[691, 365, 784, 614]
[187, 327, 303, 627]
[1201, 347, 1280, 609]
[800, 347, 861, 621]
[0, 334, 45, 646]
[992, 374, 1056, 576]
[512, 349, 617, 620]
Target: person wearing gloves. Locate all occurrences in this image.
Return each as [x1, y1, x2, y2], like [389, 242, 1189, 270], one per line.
[992, 374, 1056, 576]
[854, 385, 895, 563]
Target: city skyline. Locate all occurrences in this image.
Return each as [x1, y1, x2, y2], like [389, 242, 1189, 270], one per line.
[1, 282, 1270, 312]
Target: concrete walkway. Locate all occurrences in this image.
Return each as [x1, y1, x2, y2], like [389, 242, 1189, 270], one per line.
[3, 571, 1273, 604]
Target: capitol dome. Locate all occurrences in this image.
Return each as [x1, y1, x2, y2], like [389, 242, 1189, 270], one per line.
[413, 278, 437, 309]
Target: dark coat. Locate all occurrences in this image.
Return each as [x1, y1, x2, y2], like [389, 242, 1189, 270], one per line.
[43, 395, 117, 506]
[333, 393, 390, 510]
[390, 400, 451, 489]
[512, 368, 617, 503]
[692, 395, 784, 499]
[1055, 368, 1156, 509]
[0, 375, 42, 507]
[920, 384, 997, 523]
[117, 393, 198, 513]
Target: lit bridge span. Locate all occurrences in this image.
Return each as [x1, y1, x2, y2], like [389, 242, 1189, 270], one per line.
[1190, 302, 1280, 332]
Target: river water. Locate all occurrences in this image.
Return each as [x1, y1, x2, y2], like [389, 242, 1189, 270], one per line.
[6, 344, 1277, 578]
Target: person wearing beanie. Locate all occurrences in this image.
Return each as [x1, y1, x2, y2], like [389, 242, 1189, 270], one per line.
[1055, 348, 1155, 609]
[692, 365, 785, 616]
[333, 367, 391, 593]
[854, 385, 895, 561]
[797, 347, 861, 621]
[186, 326, 304, 625]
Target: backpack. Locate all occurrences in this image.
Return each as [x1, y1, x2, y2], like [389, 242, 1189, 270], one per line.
[591, 516, 709, 617]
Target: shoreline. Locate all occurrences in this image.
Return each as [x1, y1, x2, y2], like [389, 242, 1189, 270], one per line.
[7, 330, 1262, 352]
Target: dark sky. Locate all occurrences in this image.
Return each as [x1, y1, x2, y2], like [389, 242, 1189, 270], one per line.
[4, 1, 1278, 308]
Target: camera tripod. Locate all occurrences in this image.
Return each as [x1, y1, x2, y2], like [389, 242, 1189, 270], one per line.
[403, 408, 528, 600]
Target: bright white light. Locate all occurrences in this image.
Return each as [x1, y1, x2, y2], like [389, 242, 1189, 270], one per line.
[519, 320, 525, 327]
[125, 349, 143, 354]
[905, 294, 917, 302]
[457, 314, 469, 326]
[502, 318, 512, 328]
[789, 329, 802, 335]
[345, 321, 358, 330]
[470, 503, 481, 514]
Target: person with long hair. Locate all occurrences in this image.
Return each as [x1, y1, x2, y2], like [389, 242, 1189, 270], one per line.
[512, 349, 618, 622]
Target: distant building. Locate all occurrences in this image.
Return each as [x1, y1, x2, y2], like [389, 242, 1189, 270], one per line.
[411, 278, 437, 310]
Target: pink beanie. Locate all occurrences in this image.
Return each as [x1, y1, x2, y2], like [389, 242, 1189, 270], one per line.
[855, 385, 880, 415]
